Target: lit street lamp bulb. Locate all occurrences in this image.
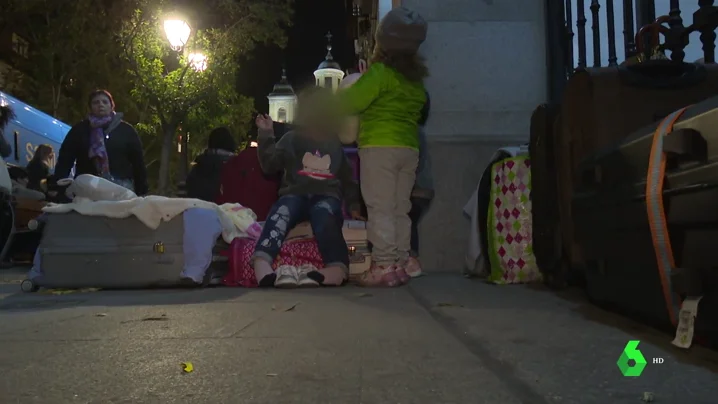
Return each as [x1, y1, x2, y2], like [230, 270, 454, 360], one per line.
[188, 53, 208, 72]
[164, 19, 191, 50]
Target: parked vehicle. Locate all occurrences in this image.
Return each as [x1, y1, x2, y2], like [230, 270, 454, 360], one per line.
[0, 91, 70, 170]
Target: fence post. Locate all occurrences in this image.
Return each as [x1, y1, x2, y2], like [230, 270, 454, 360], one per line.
[545, 0, 569, 104]
[635, 0, 656, 28]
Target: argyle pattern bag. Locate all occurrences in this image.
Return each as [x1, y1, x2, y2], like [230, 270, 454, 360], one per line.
[487, 156, 542, 284]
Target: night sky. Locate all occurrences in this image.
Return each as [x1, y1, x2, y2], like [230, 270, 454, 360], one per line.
[236, 0, 354, 114]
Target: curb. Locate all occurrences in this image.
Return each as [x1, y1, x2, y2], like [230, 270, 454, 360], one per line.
[0, 267, 29, 284]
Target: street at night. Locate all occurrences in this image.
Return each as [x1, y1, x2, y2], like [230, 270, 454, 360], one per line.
[1, 272, 717, 403]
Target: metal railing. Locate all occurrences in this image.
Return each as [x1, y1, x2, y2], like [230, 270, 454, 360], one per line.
[546, 0, 718, 101]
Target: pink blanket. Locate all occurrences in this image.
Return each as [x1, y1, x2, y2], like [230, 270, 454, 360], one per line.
[222, 238, 324, 288]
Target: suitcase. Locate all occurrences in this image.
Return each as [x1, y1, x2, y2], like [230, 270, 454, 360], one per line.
[31, 212, 197, 289]
[286, 220, 369, 277]
[529, 104, 565, 285]
[572, 96, 718, 330]
[222, 221, 369, 287]
[557, 61, 718, 271]
[216, 148, 280, 221]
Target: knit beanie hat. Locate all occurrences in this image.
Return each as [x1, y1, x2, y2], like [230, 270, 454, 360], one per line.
[375, 7, 427, 53]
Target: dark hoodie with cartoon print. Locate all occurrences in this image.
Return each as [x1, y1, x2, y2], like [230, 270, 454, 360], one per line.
[256, 127, 360, 211]
[185, 127, 237, 202]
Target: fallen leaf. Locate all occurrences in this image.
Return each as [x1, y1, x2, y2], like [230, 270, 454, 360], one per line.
[95, 313, 108, 317]
[142, 317, 169, 322]
[181, 362, 194, 373]
[437, 302, 464, 308]
[266, 373, 278, 377]
[43, 288, 100, 295]
[284, 302, 300, 312]
[354, 292, 372, 298]
[43, 289, 74, 295]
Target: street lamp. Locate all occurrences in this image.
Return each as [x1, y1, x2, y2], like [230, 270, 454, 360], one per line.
[188, 53, 208, 72]
[163, 19, 191, 50]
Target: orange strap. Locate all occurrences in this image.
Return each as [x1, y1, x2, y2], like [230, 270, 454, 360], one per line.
[645, 106, 689, 326]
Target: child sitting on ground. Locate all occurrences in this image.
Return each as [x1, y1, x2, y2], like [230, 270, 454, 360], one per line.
[252, 87, 362, 288]
[339, 7, 429, 287]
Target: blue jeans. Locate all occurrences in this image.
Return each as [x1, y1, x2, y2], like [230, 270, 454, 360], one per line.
[253, 194, 349, 270]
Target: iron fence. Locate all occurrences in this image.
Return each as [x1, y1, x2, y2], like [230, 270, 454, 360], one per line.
[546, 0, 718, 101]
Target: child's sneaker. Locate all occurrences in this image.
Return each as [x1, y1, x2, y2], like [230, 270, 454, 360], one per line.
[393, 262, 411, 284]
[357, 264, 401, 287]
[274, 265, 299, 288]
[405, 256, 424, 278]
[297, 265, 320, 288]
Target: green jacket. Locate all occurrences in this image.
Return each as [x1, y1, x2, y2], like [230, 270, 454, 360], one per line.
[340, 63, 426, 149]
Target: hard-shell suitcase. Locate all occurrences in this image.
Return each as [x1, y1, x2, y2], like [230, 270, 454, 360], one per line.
[285, 220, 369, 277]
[572, 96, 718, 331]
[557, 61, 718, 271]
[31, 212, 194, 289]
[529, 104, 565, 285]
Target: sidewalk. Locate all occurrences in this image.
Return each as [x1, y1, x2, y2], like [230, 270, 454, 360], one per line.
[0, 273, 716, 403]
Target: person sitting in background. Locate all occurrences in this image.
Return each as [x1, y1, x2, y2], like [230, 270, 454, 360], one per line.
[185, 127, 237, 202]
[0, 106, 41, 200]
[8, 167, 45, 201]
[252, 87, 362, 288]
[407, 90, 434, 277]
[53, 89, 148, 194]
[26, 144, 54, 193]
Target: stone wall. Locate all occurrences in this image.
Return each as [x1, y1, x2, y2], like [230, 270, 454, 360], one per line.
[398, 0, 549, 272]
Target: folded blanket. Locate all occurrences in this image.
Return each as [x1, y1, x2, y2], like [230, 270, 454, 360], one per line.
[42, 196, 253, 243]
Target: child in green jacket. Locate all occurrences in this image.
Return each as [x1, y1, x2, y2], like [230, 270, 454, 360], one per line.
[340, 7, 428, 287]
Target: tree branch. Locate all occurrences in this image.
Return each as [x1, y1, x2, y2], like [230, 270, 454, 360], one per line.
[120, 12, 168, 125]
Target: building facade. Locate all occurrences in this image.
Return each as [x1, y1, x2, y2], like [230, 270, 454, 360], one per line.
[0, 25, 30, 95]
[313, 32, 345, 92]
[267, 69, 298, 123]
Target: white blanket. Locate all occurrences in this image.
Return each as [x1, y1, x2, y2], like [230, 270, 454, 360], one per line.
[43, 196, 245, 243]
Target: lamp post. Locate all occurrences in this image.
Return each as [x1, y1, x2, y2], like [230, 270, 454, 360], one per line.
[163, 19, 191, 50]
[163, 18, 194, 188]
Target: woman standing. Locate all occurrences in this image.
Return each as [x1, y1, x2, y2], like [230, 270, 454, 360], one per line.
[53, 90, 148, 195]
[26, 144, 54, 193]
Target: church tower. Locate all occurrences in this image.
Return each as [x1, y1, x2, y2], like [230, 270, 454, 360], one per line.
[313, 32, 344, 92]
[267, 68, 297, 123]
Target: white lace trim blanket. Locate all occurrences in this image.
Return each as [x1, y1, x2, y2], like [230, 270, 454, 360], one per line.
[42, 196, 249, 243]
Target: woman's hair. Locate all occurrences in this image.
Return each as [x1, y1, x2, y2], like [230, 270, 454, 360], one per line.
[207, 127, 237, 152]
[87, 89, 115, 109]
[294, 86, 342, 134]
[32, 144, 54, 164]
[370, 45, 428, 82]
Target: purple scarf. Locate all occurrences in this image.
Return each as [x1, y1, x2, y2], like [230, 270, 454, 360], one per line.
[88, 113, 115, 176]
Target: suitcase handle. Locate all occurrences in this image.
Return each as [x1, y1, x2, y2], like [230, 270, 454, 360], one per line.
[634, 17, 670, 60]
